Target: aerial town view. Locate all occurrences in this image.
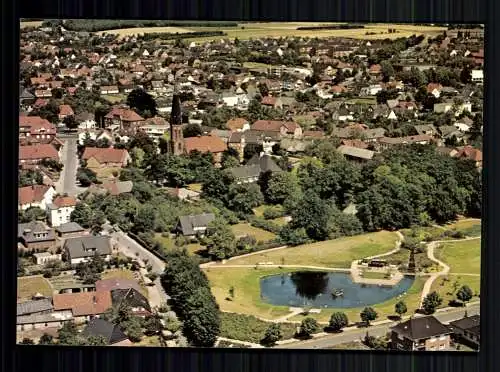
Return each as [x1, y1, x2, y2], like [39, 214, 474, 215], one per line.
[17, 20, 482, 351]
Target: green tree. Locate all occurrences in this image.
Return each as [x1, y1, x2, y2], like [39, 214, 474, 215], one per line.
[395, 301, 408, 319]
[263, 171, 301, 205]
[262, 323, 283, 346]
[329, 312, 349, 332]
[206, 218, 237, 260]
[243, 143, 263, 161]
[18, 207, 46, 222]
[299, 317, 320, 338]
[456, 285, 473, 304]
[422, 291, 443, 314]
[126, 88, 157, 117]
[19, 170, 44, 187]
[20, 338, 35, 345]
[182, 286, 221, 347]
[227, 183, 264, 216]
[291, 193, 331, 240]
[360, 307, 378, 326]
[63, 115, 79, 129]
[133, 205, 156, 233]
[183, 123, 203, 138]
[380, 60, 395, 82]
[57, 321, 79, 345]
[38, 333, 55, 345]
[143, 314, 164, 336]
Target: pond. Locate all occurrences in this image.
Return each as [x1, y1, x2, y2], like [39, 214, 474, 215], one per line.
[260, 271, 414, 308]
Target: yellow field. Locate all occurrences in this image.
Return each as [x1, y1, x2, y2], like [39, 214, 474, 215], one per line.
[227, 231, 398, 268]
[17, 276, 54, 301]
[96, 26, 194, 38]
[20, 21, 43, 28]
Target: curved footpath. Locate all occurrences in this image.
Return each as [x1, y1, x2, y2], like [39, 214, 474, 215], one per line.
[419, 236, 480, 308]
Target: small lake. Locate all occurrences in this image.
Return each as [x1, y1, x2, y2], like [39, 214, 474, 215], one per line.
[260, 271, 414, 308]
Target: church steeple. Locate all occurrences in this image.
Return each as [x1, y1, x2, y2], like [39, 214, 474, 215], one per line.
[169, 82, 185, 155]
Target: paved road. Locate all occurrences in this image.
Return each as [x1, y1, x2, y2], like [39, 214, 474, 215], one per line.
[56, 136, 81, 196]
[274, 304, 480, 349]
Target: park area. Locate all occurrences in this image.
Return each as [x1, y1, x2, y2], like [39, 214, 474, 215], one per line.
[431, 274, 480, 308]
[231, 223, 277, 243]
[433, 238, 481, 275]
[226, 231, 398, 268]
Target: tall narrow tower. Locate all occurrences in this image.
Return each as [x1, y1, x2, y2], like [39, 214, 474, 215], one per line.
[169, 83, 185, 156]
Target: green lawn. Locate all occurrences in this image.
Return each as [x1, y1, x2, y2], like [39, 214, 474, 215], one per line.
[17, 276, 54, 301]
[433, 239, 481, 275]
[361, 270, 390, 280]
[272, 217, 289, 226]
[220, 312, 297, 344]
[103, 94, 126, 103]
[231, 223, 277, 243]
[227, 231, 398, 268]
[203, 267, 295, 318]
[155, 233, 175, 251]
[400, 226, 445, 241]
[243, 62, 271, 69]
[431, 274, 481, 308]
[187, 183, 203, 193]
[252, 205, 268, 217]
[446, 219, 481, 237]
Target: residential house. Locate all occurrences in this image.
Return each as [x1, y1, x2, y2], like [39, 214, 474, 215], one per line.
[229, 153, 282, 184]
[78, 129, 114, 146]
[436, 147, 459, 158]
[82, 147, 131, 169]
[138, 116, 170, 142]
[16, 297, 73, 332]
[251, 120, 302, 139]
[337, 145, 375, 162]
[226, 118, 250, 132]
[471, 69, 483, 84]
[414, 124, 438, 137]
[228, 130, 280, 159]
[19, 144, 59, 166]
[46, 195, 77, 227]
[54, 222, 87, 239]
[340, 139, 369, 149]
[439, 126, 466, 143]
[76, 112, 97, 130]
[63, 236, 112, 265]
[18, 221, 56, 251]
[165, 187, 200, 201]
[100, 85, 120, 95]
[18, 185, 56, 210]
[19, 116, 57, 144]
[104, 107, 145, 134]
[81, 318, 132, 346]
[449, 315, 480, 349]
[183, 135, 228, 165]
[390, 316, 452, 351]
[52, 291, 113, 324]
[377, 135, 433, 150]
[455, 146, 483, 168]
[427, 83, 443, 98]
[20, 88, 36, 109]
[58, 104, 74, 121]
[32, 252, 62, 265]
[434, 101, 472, 115]
[110, 288, 152, 317]
[177, 213, 216, 238]
[360, 84, 383, 96]
[17, 298, 53, 317]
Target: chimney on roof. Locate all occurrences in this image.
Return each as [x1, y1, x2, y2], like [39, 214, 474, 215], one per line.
[93, 295, 97, 304]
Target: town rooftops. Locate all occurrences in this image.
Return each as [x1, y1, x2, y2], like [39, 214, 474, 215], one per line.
[111, 288, 152, 314]
[391, 316, 452, 341]
[95, 278, 142, 294]
[105, 107, 144, 122]
[102, 180, 134, 195]
[18, 185, 52, 206]
[52, 291, 113, 317]
[18, 221, 55, 243]
[337, 145, 375, 160]
[82, 318, 129, 345]
[19, 144, 59, 161]
[48, 195, 77, 209]
[63, 235, 112, 259]
[55, 222, 85, 234]
[449, 315, 480, 337]
[246, 153, 283, 173]
[184, 135, 227, 154]
[17, 298, 53, 316]
[82, 147, 130, 164]
[178, 213, 216, 236]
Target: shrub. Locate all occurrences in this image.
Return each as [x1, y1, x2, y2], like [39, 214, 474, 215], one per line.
[263, 205, 285, 220]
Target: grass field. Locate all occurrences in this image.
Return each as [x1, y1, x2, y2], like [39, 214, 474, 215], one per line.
[220, 312, 297, 344]
[187, 183, 203, 193]
[17, 276, 53, 301]
[446, 219, 482, 237]
[95, 167, 120, 181]
[135, 335, 163, 346]
[433, 239, 481, 275]
[243, 62, 272, 69]
[20, 21, 43, 28]
[231, 223, 277, 242]
[155, 233, 175, 251]
[227, 231, 398, 268]
[96, 26, 194, 38]
[431, 274, 480, 308]
[103, 94, 126, 103]
[361, 270, 389, 280]
[47, 274, 84, 292]
[204, 267, 294, 318]
[252, 205, 268, 217]
[101, 268, 138, 281]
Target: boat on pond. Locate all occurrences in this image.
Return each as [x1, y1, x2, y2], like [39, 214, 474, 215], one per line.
[331, 288, 344, 298]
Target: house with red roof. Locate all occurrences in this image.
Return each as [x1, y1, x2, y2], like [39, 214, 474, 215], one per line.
[104, 106, 145, 134]
[184, 135, 228, 165]
[251, 120, 303, 139]
[52, 291, 113, 324]
[58, 104, 75, 120]
[47, 196, 78, 227]
[18, 184, 56, 211]
[19, 116, 57, 144]
[82, 147, 131, 169]
[19, 144, 59, 167]
[455, 146, 483, 168]
[427, 83, 443, 98]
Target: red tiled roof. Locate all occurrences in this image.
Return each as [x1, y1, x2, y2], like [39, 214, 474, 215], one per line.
[226, 118, 249, 131]
[18, 185, 52, 205]
[261, 96, 277, 106]
[53, 196, 77, 208]
[456, 146, 482, 162]
[33, 99, 49, 108]
[369, 64, 382, 73]
[427, 83, 443, 93]
[19, 116, 56, 135]
[52, 291, 112, 317]
[340, 139, 369, 149]
[105, 107, 144, 122]
[184, 135, 227, 154]
[59, 105, 74, 117]
[82, 147, 130, 164]
[251, 120, 299, 133]
[30, 77, 47, 85]
[19, 144, 59, 161]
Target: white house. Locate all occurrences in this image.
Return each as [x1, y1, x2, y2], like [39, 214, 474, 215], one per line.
[387, 110, 398, 120]
[76, 113, 97, 130]
[18, 185, 56, 211]
[361, 84, 383, 96]
[471, 69, 484, 84]
[47, 196, 77, 227]
[33, 252, 62, 265]
[63, 236, 112, 265]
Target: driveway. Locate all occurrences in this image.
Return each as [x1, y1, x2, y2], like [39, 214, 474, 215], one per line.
[55, 136, 84, 196]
